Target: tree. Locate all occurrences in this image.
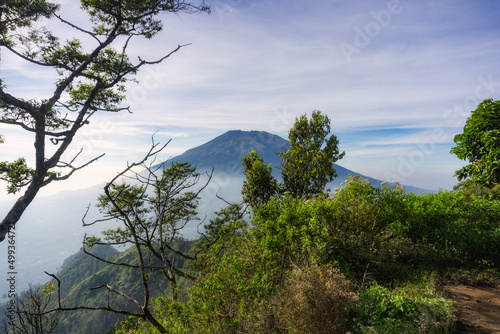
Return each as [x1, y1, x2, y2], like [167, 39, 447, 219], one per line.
[0, 0, 209, 242]
[1, 283, 60, 334]
[451, 98, 500, 188]
[41, 140, 212, 333]
[280, 110, 345, 198]
[88, 158, 207, 302]
[241, 150, 279, 211]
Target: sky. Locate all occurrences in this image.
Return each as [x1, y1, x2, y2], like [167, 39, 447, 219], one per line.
[1, 0, 500, 201]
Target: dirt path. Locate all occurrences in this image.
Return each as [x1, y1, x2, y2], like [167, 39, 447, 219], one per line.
[444, 284, 500, 333]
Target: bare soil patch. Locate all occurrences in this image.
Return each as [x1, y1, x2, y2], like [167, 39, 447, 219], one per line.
[444, 284, 500, 333]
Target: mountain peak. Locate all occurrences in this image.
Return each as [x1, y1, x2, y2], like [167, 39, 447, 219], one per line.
[161, 130, 289, 174]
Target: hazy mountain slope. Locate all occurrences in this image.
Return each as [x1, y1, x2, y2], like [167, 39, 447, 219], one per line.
[49, 245, 127, 334]
[0, 245, 123, 333]
[52, 242, 193, 334]
[0, 243, 192, 334]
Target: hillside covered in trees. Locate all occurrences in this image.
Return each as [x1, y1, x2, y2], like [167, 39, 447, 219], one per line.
[3, 105, 500, 333]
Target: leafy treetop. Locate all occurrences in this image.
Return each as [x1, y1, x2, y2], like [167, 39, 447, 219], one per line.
[451, 98, 500, 188]
[241, 151, 279, 211]
[280, 110, 345, 198]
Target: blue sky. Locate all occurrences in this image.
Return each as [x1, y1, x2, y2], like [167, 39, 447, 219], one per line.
[1, 0, 500, 200]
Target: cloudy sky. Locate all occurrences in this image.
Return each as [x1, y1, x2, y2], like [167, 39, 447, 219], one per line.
[1, 0, 500, 201]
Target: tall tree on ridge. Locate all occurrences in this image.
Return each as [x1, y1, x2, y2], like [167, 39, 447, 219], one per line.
[280, 110, 345, 198]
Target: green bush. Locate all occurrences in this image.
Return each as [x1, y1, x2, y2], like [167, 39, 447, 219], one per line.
[403, 191, 500, 268]
[356, 283, 455, 333]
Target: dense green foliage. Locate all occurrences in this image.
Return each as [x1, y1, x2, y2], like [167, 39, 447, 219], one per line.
[451, 98, 500, 187]
[108, 176, 500, 333]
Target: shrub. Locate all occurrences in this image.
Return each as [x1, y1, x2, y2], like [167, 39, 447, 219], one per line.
[356, 283, 455, 333]
[273, 264, 357, 334]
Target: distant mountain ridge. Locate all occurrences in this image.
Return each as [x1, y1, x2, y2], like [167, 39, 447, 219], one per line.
[158, 130, 426, 193]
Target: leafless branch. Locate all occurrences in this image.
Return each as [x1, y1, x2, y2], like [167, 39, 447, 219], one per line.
[137, 43, 191, 66]
[53, 13, 101, 43]
[42, 153, 105, 186]
[91, 283, 142, 310]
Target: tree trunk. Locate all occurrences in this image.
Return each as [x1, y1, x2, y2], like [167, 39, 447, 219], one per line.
[0, 176, 43, 241]
[143, 309, 167, 333]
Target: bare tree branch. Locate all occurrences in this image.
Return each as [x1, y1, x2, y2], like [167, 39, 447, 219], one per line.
[53, 13, 101, 43]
